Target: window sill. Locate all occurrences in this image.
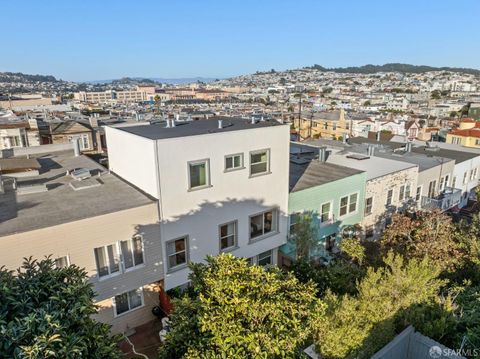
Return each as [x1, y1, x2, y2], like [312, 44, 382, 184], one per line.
[220, 245, 239, 253]
[248, 231, 279, 244]
[167, 263, 188, 274]
[188, 184, 213, 192]
[123, 263, 146, 274]
[97, 272, 121, 282]
[224, 167, 245, 173]
[249, 171, 272, 179]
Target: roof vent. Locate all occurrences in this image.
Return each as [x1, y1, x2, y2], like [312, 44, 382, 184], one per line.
[347, 153, 370, 161]
[70, 168, 91, 181]
[218, 119, 223, 129]
[251, 116, 256, 124]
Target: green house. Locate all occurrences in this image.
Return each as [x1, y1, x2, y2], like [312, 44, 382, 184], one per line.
[280, 153, 367, 262]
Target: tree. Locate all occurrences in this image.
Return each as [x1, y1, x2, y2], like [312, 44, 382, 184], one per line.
[0, 257, 121, 359]
[380, 210, 463, 272]
[289, 213, 317, 260]
[312, 253, 445, 359]
[158, 254, 320, 359]
[363, 100, 371, 107]
[431, 90, 441, 100]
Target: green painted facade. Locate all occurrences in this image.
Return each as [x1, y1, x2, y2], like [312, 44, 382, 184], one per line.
[281, 171, 367, 260]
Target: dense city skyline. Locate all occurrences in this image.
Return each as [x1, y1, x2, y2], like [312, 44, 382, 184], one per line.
[2, 0, 479, 81]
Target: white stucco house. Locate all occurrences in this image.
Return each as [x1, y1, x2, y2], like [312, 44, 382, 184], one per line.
[106, 117, 290, 289]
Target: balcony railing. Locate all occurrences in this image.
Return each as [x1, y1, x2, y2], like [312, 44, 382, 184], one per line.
[420, 187, 462, 211]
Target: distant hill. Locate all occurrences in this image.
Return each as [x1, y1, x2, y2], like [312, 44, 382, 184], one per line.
[306, 63, 480, 76]
[0, 72, 58, 83]
[88, 77, 218, 85]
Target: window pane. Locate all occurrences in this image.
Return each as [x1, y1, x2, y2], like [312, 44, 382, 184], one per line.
[95, 247, 109, 277]
[189, 162, 207, 188]
[132, 236, 144, 266]
[340, 196, 348, 216]
[55, 256, 68, 269]
[128, 289, 143, 309]
[264, 211, 273, 234]
[251, 162, 267, 174]
[221, 235, 235, 250]
[258, 250, 272, 266]
[121, 240, 134, 269]
[115, 293, 129, 315]
[225, 157, 233, 169]
[321, 203, 330, 222]
[251, 152, 266, 164]
[250, 214, 264, 238]
[233, 155, 241, 168]
[107, 244, 120, 274]
[349, 193, 358, 213]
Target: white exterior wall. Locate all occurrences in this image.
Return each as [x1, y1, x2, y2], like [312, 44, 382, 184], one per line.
[105, 126, 159, 198]
[155, 125, 290, 289]
[450, 158, 480, 207]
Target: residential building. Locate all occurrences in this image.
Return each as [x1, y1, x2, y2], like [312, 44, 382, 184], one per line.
[446, 118, 480, 148]
[0, 147, 162, 334]
[281, 143, 367, 262]
[74, 86, 157, 103]
[105, 117, 290, 289]
[296, 109, 351, 140]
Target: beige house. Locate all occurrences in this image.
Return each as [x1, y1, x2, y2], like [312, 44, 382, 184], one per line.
[50, 121, 96, 152]
[0, 149, 164, 334]
[296, 109, 351, 140]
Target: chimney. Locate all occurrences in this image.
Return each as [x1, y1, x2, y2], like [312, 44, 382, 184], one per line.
[251, 116, 256, 124]
[342, 132, 348, 144]
[73, 137, 81, 157]
[318, 146, 327, 162]
[171, 116, 176, 127]
[89, 115, 99, 128]
[218, 119, 223, 129]
[376, 132, 381, 141]
[367, 145, 375, 157]
[165, 117, 171, 128]
[261, 116, 265, 122]
[406, 142, 412, 152]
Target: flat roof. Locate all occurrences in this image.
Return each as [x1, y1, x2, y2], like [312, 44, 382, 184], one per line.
[0, 151, 154, 236]
[289, 159, 364, 192]
[116, 116, 285, 140]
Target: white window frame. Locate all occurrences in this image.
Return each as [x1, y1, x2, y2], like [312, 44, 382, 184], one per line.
[415, 185, 422, 202]
[219, 220, 238, 252]
[339, 192, 359, 218]
[320, 201, 333, 225]
[463, 171, 468, 185]
[224, 153, 244, 172]
[120, 235, 145, 273]
[249, 250, 273, 266]
[188, 159, 211, 191]
[249, 208, 278, 241]
[166, 235, 189, 272]
[54, 255, 70, 269]
[386, 189, 394, 206]
[399, 185, 406, 201]
[249, 149, 271, 177]
[364, 196, 374, 216]
[94, 243, 121, 280]
[112, 287, 145, 318]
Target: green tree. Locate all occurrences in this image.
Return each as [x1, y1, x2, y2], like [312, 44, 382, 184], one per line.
[289, 213, 317, 260]
[0, 257, 121, 359]
[380, 210, 463, 272]
[312, 253, 445, 359]
[158, 254, 320, 359]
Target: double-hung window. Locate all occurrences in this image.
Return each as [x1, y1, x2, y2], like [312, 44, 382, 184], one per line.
[250, 149, 270, 176]
[188, 159, 210, 190]
[95, 244, 120, 278]
[415, 186, 422, 202]
[166, 236, 188, 270]
[257, 250, 272, 266]
[225, 154, 243, 171]
[95, 236, 145, 278]
[405, 183, 411, 198]
[399, 185, 405, 201]
[365, 197, 373, 215]
[386, 189, 393, 206]
[250, 209, 277, 240]
[114, 288, 144, 316]
[120, 235, 144, 271]
[54, 256, 70, 269]
[219, 221, 237, 251]
[320, 202, 332, 223]
[339, 193, 358, 217]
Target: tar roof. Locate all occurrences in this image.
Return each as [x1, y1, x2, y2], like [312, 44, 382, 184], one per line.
[327, 150, 418, 180]
[289, 159, 364, 192]
[116, 116, 285, 140]
[0, 151, 154, 237]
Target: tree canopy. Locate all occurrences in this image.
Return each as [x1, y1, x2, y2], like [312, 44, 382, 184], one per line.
[158, 253, 320, 359]
[0, 258, 120, 359]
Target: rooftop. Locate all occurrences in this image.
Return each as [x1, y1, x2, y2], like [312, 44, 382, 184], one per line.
[0, 151, 154, 236]
[289, 154, 364, 192]
[116, 117, 285, 140]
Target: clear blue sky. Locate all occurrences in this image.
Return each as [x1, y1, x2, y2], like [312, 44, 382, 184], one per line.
[2, 0, 479, 82]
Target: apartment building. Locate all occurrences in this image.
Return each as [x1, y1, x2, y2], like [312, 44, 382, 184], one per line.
[74, 86, 156, 103]
[446, 118, 480, 148]
[0, 147, 162, 334]
[106, 117, 290, 289]
[282, 143, 367, 261]
[296, 109, 351, 140]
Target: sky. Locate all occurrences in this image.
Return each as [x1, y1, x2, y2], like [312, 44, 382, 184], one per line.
[2, 0, 479, 82]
